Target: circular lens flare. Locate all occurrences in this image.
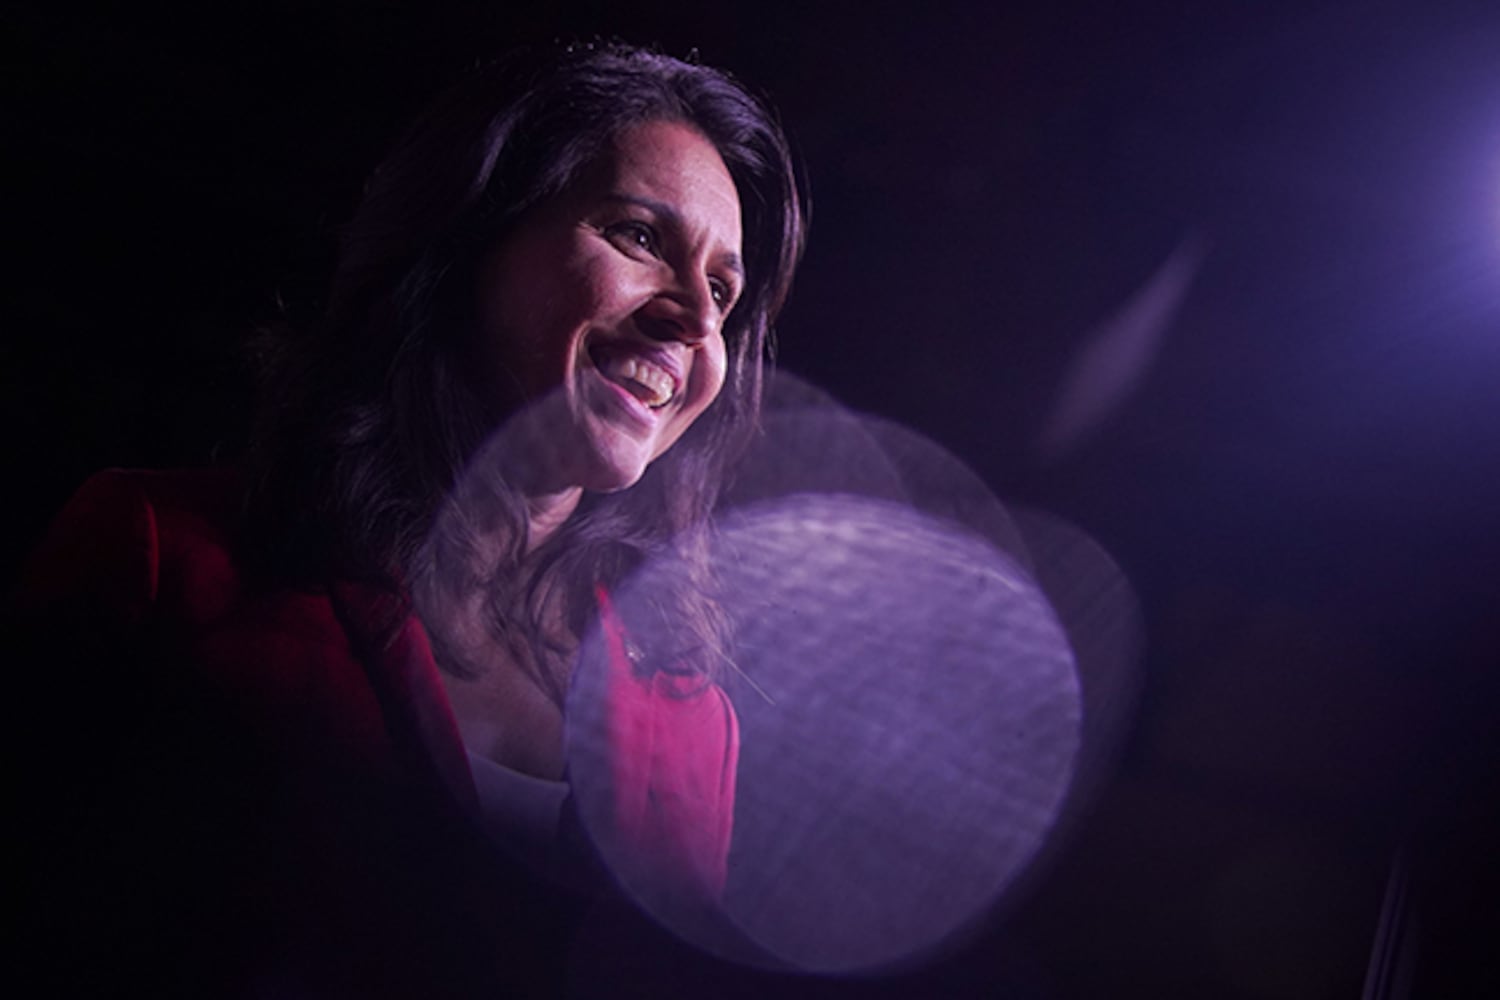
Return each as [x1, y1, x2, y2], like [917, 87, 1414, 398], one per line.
[570, 494, 1082, 973]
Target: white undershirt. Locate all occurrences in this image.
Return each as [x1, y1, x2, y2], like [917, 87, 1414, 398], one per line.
[465, 749, 573, 879]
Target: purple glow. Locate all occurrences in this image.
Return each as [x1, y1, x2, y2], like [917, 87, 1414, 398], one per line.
[572, 494, 1081, 972]
[1037, 236, 1206, 459]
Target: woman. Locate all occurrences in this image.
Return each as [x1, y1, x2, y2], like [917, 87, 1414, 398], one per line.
[16, 42, 804, 997]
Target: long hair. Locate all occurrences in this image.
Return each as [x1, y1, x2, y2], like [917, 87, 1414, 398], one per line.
[244, 43, 805, 699]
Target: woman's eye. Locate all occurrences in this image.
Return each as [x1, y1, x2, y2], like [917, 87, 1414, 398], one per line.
[608, 221, 659, 256]
[708, 277, 735, 311]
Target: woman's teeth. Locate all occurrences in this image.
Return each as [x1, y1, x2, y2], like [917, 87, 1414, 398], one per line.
[602, 355, 674, 408]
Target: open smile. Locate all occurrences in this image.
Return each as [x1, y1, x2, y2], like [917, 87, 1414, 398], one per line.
[589, 343, 683, 410]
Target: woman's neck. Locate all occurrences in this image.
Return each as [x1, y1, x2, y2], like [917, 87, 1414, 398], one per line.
[523, 487, 582, 553]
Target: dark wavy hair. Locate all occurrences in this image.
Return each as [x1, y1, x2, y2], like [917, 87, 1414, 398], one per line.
[244, 43, 805, 699]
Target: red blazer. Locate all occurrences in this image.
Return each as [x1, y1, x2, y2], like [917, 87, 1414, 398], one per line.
[14, 468, 738, 997]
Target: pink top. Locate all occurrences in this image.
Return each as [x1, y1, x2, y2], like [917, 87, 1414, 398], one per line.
[17, 467, 740, 992]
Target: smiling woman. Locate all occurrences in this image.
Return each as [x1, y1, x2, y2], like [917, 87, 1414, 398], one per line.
[433, 120, 744, 787]
[14, 42, 803, 997]
[472, 119, 741, 501]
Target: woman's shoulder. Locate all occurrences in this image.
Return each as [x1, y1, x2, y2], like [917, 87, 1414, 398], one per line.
[17, 467, 247, 628]
[16, 468, 396, 744]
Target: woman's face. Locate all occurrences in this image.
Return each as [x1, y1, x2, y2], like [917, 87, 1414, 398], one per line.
[474, 119, 743, 494]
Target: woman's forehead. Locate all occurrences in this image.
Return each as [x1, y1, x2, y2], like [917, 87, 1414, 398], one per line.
[591, 121, 743, 244]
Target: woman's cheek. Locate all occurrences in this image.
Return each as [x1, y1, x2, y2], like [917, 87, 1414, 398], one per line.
[696, 336, 730, 411]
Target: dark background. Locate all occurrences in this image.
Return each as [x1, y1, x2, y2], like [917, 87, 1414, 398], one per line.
[12, 1, 1500, 996]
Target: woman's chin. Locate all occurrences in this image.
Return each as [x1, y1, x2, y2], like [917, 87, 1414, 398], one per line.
[490, 390, 661, 495]
[572, 412, 676, 494]
[575, 447, 653, 495]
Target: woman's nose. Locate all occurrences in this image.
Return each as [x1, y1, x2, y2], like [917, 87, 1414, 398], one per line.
[641, 273, 717, 345]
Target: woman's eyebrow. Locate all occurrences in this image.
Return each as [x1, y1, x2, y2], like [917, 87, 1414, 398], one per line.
[603, 193, 744, 278]
[604, 191, 678, 220]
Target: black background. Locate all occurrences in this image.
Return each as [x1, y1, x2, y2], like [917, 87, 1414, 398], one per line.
[12, 1, 1500, 996]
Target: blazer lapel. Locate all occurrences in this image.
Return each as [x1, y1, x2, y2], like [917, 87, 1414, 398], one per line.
[329, 580, 479, 816]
